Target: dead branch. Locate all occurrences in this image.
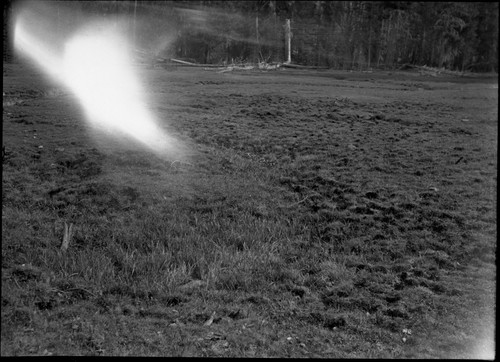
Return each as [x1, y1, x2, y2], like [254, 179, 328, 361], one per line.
[258, 62, 281, 70]
[204, 311, 216, 326]
[60, 222, 74, 252]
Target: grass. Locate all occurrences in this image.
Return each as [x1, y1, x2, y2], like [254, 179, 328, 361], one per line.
[2, 63, 497, 357]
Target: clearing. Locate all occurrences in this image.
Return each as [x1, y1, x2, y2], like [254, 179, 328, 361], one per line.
[2, 63, 497, 357]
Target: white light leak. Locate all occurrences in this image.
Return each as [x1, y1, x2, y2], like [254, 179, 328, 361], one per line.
[14, 15, 63, 82]
[13, 3, 180, 157]
[62, 31, 174, 154]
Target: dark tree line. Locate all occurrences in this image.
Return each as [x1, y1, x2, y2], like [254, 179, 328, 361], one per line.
[4, 1, 498, 72]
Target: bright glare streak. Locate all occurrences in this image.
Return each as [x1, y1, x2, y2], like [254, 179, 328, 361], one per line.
[14, 18, 64, 82]
[62, 33, 173, 154]
[14, 8, 178, 156]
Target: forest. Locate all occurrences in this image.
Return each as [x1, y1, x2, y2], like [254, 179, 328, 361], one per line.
[3, 1, 499, 72]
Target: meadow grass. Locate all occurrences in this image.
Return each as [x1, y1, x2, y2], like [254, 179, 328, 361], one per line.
[2, 64, 496, 357]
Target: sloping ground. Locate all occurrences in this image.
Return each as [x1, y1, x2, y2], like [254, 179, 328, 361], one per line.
[2, 63, 497, 357]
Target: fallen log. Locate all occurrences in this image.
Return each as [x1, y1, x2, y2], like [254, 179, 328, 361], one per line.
[217, 66, 234, 73]
[217, 65, 256, 73]
[281, 63, 328, 70]
[397, 63, 415, 71]
[234, 65, 255, 70]
[401, 64, 465, 77]
[170, 58, 222, 68]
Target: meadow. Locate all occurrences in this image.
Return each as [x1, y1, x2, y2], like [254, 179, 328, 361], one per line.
[2, 62, 497, 357]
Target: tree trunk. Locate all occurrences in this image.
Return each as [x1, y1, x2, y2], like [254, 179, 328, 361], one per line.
[56, 2, 60, 35]
[133, 0, 137, 47]
[272, 1, 278, 62]
[368, 4, 372, 69]
[315, 2, 323, 67]
[205, 45, 210, 64]
[256, 14, 260, 62]
[285, 19, 291, 64]
[316, 25, 320, 66]
[3, 0, 13, 61]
